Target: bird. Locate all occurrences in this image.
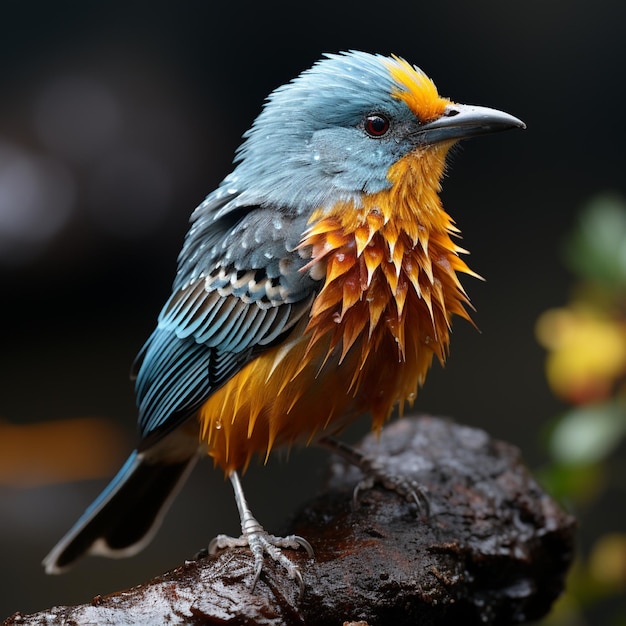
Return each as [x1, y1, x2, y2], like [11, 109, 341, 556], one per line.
[43, 51, 524, 588]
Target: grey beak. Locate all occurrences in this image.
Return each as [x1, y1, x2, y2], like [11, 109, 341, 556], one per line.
[417, 104, 526, 145]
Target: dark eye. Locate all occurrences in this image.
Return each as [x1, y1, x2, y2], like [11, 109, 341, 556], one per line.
[364, 114, 390, 137]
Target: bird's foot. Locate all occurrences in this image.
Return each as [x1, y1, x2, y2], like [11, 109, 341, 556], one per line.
[208, 515, 314, 595]
[217, 471, 314, 596]
[318, 436, 430, 515]
[352, 455, 430, 515]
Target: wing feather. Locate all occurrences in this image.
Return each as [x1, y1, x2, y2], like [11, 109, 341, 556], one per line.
[134, 191, 319, 446]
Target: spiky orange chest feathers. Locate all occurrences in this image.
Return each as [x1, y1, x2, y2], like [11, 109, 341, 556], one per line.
[301, 146, 477, 404]
[199, 147, 478, 472]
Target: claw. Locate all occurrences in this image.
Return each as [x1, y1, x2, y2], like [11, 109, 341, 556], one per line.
[293, 535, 315, 557]
[352, 475, 375, 509]
[212, 471, 314, 596]
[352, 474, 430, 515]
[319, 435, 430, 516]
[293, 568, 305, 599]
[210, 530, 313, 595]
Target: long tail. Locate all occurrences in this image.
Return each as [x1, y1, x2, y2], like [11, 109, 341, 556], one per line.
[43, 449, 198, 574]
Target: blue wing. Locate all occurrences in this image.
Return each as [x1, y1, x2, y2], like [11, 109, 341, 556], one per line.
[133, 189, 318, 447]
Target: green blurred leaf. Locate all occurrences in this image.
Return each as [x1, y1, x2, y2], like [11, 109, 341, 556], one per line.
[549, 401, 626, 464]
[563, 193, 626, 289]
[537, 459, 605, 505]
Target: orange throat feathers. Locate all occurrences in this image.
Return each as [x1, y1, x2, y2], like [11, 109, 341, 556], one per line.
[300, 145, 479, 417]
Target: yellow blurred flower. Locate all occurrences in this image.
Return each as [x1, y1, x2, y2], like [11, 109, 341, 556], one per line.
[536, 305, 626, 404]
[588, 533, 626, 591]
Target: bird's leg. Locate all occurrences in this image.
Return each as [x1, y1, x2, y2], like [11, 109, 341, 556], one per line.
[317, 436, 430, 515]
[208, 470, 314, 594]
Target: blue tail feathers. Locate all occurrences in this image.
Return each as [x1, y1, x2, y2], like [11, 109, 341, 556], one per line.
[43, 450, 198, 574]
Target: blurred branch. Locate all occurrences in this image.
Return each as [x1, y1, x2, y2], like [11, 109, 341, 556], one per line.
[4, 416, 575, 626]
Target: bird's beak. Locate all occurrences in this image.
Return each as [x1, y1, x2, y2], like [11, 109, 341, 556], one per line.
[417, 104, 525, 145]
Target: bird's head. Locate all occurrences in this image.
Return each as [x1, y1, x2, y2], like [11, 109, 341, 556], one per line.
[227, 51, 524, 214]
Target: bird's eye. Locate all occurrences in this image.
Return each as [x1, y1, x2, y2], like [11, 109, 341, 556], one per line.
[364, 114, 390, 137]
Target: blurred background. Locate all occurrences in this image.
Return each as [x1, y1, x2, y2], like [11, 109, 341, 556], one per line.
[1, 1, 624, 623]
